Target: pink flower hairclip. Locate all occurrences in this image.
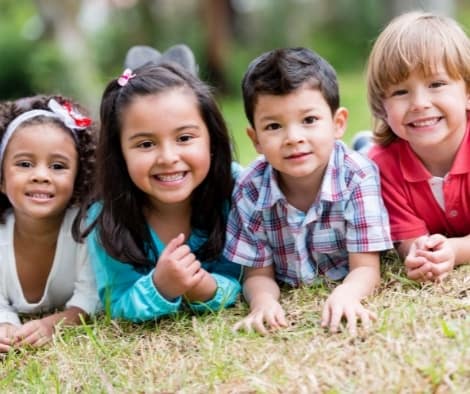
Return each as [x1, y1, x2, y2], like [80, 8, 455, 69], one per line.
[117, 68, 136, 86]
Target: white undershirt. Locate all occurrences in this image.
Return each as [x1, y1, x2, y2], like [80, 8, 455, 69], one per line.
[428, 176, 445, 211]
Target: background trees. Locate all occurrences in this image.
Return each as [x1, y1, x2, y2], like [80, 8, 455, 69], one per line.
[0, 0, 464, 108]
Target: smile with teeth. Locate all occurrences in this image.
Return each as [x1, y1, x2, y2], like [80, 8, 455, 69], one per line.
[26, 192, 53, 199]
[409, 117, 441, 127]
[154, 172, 187, 182]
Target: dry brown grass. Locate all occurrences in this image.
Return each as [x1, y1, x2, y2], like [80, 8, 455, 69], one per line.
[1, 253, 469, 393]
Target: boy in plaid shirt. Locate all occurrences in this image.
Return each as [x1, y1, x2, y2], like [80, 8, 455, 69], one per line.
[224, 47, 392, 335]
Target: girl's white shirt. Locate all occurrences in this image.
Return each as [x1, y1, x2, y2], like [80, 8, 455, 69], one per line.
[0, 207, 100, 325]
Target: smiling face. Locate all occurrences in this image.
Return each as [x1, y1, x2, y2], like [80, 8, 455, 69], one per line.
[120, 88, 211, 211]
[382, 63, 470, 156]
[248, 84, 347, 193]
[0, 123, 78, 223]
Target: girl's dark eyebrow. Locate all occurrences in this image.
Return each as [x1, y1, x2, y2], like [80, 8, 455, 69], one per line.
[126, 125, 201, 141]
[11, 152, 73, 161]
[126, 132, 155, 141]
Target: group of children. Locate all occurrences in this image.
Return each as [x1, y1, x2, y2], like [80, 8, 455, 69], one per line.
[0, 10, 469, 352]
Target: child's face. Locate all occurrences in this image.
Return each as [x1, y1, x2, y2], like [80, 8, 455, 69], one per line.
[382, 64, 470, 154]
[0, 124, 78, 222]
[120, 88, 211, 210]
[248, 85, 347, 187]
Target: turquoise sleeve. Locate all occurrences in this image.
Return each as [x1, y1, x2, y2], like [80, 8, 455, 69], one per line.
[187, 273, 241, 313]
[86, 204, 182, 322]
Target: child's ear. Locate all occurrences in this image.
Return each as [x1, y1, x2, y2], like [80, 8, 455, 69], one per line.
[333, 107, 348, 139]
[466, 90, 470, 111]
[246, 126, 263, 154]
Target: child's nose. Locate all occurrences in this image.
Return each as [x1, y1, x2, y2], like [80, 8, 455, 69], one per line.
[410, 88, 431, 110]
[285, 125, 305, 144]
[31, 165, 51, 183]
[157, 144, 178, 165]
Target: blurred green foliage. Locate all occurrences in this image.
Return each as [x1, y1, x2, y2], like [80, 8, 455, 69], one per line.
[1, 0, 470, 113]
[0, 0, 389, 102]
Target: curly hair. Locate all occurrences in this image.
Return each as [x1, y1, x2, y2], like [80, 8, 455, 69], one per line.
[0, 94, 97, 240]
[84, 63, 234, 268]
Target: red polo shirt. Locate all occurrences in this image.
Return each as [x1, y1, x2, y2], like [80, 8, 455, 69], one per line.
[369, 124, 470, 241]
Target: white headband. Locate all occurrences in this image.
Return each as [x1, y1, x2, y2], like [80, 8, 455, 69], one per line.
[0, 99, 90, 164]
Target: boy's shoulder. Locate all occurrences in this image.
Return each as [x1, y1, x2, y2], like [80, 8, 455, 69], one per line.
[368, 139, 409, 173]
[332, 140, 379, 179]
[237, 156, 271, 185]
[233, 156, 273, 203]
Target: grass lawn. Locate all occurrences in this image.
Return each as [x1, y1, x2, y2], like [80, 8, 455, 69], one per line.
[1, 257, 468, 392]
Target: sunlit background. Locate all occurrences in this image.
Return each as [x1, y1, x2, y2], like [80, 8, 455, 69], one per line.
[1, 0, 468, 163]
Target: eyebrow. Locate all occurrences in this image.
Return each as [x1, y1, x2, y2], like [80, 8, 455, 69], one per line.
[258, 108, 317, 122]
[126, 125, 201, 141]
[11, 152, 73, 161]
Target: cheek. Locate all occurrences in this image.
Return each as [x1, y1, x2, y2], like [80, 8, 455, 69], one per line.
[125, 157, 144, 181]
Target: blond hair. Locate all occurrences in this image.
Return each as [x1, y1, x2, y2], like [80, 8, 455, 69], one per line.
[366, 11, 470, 146]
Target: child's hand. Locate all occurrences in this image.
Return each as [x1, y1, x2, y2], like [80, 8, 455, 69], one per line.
[321, 284, 376, 336]
[413, 234, 455, 282]
[153, 233, 205, 300]
[233, 294, 287, 336]
[0, 323, 18, 352]
[406, 234, 455, 282]
[405, 235, 434, 281]
[13, 319, 54, 348]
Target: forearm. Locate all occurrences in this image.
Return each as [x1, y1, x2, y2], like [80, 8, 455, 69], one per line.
[341, 266, 380, 299]
[40, 306, 87, 328]
[343, 252, 381, 299]
[448, 235, 470, 266]
[243, 270, 280, 308]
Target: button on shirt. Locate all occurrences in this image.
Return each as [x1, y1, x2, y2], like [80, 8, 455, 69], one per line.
[224, 141, 392, 287]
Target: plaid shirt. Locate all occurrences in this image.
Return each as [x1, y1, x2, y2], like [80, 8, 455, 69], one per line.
[224, 141, 392, 287]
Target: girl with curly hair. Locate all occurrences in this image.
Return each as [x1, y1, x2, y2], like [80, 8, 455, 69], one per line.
[0, 95, 100, 352]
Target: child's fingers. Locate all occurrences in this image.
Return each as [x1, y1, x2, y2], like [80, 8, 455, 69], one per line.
[0, 343, 12, 352]
[32, 335, 51, 348]
[264, 310, 288, 331]
[187, 265, 205, 288]
[13, 325, 36, 344]
[429, 261, 453, 277]
[251, 315, 271, 335]
[275, 311, 288, 328]
[406, 262, 433, 281]
[233, 315, 269, 336]
[169, 244, 192, 261]
[345, 310, 358, 336]
[404, 256, 427, 270]
[232, 318, 255, 334]
[424, 233, 445, 249]
[0, 337, 13, 352]
[178, 252, 200, 271]
[327, 306, 343, 333]
[160, 233, 185, 259]
[320, 303, 331, 329]
[357, 307, 376, 331]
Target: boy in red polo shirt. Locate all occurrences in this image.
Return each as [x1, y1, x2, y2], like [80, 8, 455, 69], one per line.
[368, 11, 470, 281]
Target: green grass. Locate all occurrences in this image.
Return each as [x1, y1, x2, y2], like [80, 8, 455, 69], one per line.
[221, 70, 371, 166]
[1, 259, 469, 393]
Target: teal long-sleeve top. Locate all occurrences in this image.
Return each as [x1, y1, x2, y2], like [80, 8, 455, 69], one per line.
[86, 203, 242, 322]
